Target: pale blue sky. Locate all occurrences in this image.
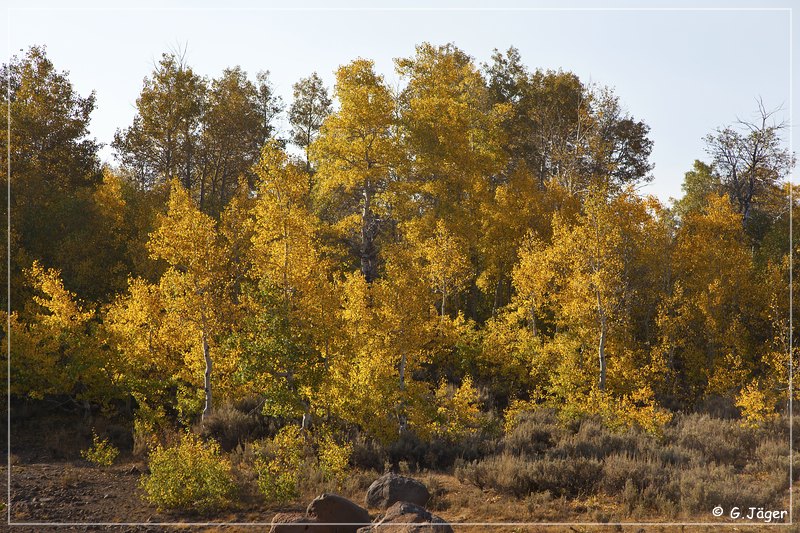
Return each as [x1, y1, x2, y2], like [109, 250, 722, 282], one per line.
[3, 0, 795, 203]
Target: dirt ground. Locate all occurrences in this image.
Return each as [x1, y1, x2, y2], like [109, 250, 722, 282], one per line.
[4, 459, 791, 533]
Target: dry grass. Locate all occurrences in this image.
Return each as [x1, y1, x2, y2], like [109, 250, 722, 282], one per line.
[454, 410, 794, 522]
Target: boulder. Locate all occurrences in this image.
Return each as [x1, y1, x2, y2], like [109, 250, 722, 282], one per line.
[307, 493, 372, 533]
[365, 473, 431, 510]
[363, 501, 453, 533]
[269, 512, 321, 533]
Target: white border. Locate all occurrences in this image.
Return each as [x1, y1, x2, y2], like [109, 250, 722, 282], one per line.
[4, 4, 794, 528]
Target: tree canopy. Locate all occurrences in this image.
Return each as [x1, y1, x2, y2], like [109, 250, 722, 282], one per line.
[5, 43, 796, 439]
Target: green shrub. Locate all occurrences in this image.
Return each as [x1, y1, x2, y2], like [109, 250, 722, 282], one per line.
[141, 432, 236, 512]
[81, 430, 119, 466]
[255, 425, 308, 504]
[317, 432, 352, 484]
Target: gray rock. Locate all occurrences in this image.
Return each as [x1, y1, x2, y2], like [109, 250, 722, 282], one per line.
[269, 512, 324, 533]
[365, 473, 431, 510]
[307, 493, 372, 533]
[364, 501, 453, 533]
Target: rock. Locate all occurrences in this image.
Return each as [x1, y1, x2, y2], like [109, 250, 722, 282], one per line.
[365, 473, 431, 510]
[364, 501, 453, 533]
[269, 512, 319, 533]
[306, 493, 371, 533]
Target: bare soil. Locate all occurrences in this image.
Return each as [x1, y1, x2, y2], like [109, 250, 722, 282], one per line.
[5, 461, 791, 533]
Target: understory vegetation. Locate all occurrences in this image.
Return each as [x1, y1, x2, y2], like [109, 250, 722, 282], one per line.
[456, 409, 794, 518]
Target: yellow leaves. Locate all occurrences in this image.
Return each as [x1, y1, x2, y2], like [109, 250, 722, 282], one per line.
[251, 144, 319, 293]
[26, 261, 92, 329]
[736, 381, 780, 428]
[311, 59, 396, 194]
[92, 169, 127, 229]
[563, 386, 672, 435]
[429, 376, 485, 440]
[663, 192, 771, 405]
[142, 432, 236, 512]
[149, 180, 223, 276]
[503, 398, 539, 435]
[674, 194, 749, 288]
[512, 231, 553, 315]
[316, 431, 353, 484]
[418, 221, 471, 315]
[11, 262, 120, 402]
[105, 180, 246, 416]
[81, 430, 120, 467]
[249, 143, 340, 363]
[509, 190, 676, 416]
[396, 43, 502, 175]
[254, 425, 306, 503]
[706, 352, 749, 396]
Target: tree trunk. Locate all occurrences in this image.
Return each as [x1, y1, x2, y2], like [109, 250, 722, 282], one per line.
[202, 330, 213, 421]
[598, 322, 607, 392]
[597, 290, 607, 392]
[398, 352, 407, 433]
[361, 185, 376, 282]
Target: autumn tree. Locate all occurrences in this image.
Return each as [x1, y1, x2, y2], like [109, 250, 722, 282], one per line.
[485, 47, 653, 197]
[395, 43, 505, 230]
[416, 221, 471, 320]
[1, 46, 102, 308]
[255, 70, 284, 146]
[512, 189, 670, 425]
[671, 160, 723, 220]
[113, 52, 206, 192]
[657, 194, 772, 406]
[234, 143, 339, 422]
[107, 181, 243, 422]
[8, 262, 121, 407]
[395, 43, 509, 319]
[320, 249, 437, 441]
[197, 67, 264, 215]
[704, 101, 793, 226]
[485, 48, 584, 188]
[289, 72, 332, 170]
[311, 59, 397, 282]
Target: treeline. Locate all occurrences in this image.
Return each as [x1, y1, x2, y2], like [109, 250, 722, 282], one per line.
[2, 43, 797, 443]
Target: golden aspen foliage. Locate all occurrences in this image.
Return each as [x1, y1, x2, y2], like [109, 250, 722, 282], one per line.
[512, 189, 670, 428]
[428, 376, 485, 440]
[107, 181, 241, 422]
[416, 220, 472, 319]
[310, 59, 398, 282]
[659, 194, 771, 406]
[231, 143, 338, 419]
[319, 248, 438, 442]
[9, 262, 119, 404]
[393, 43, 512, 322]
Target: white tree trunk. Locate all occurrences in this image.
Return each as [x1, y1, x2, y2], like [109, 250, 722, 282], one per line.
[597, 290, 607, 392]
[202, 331, 213, 421]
